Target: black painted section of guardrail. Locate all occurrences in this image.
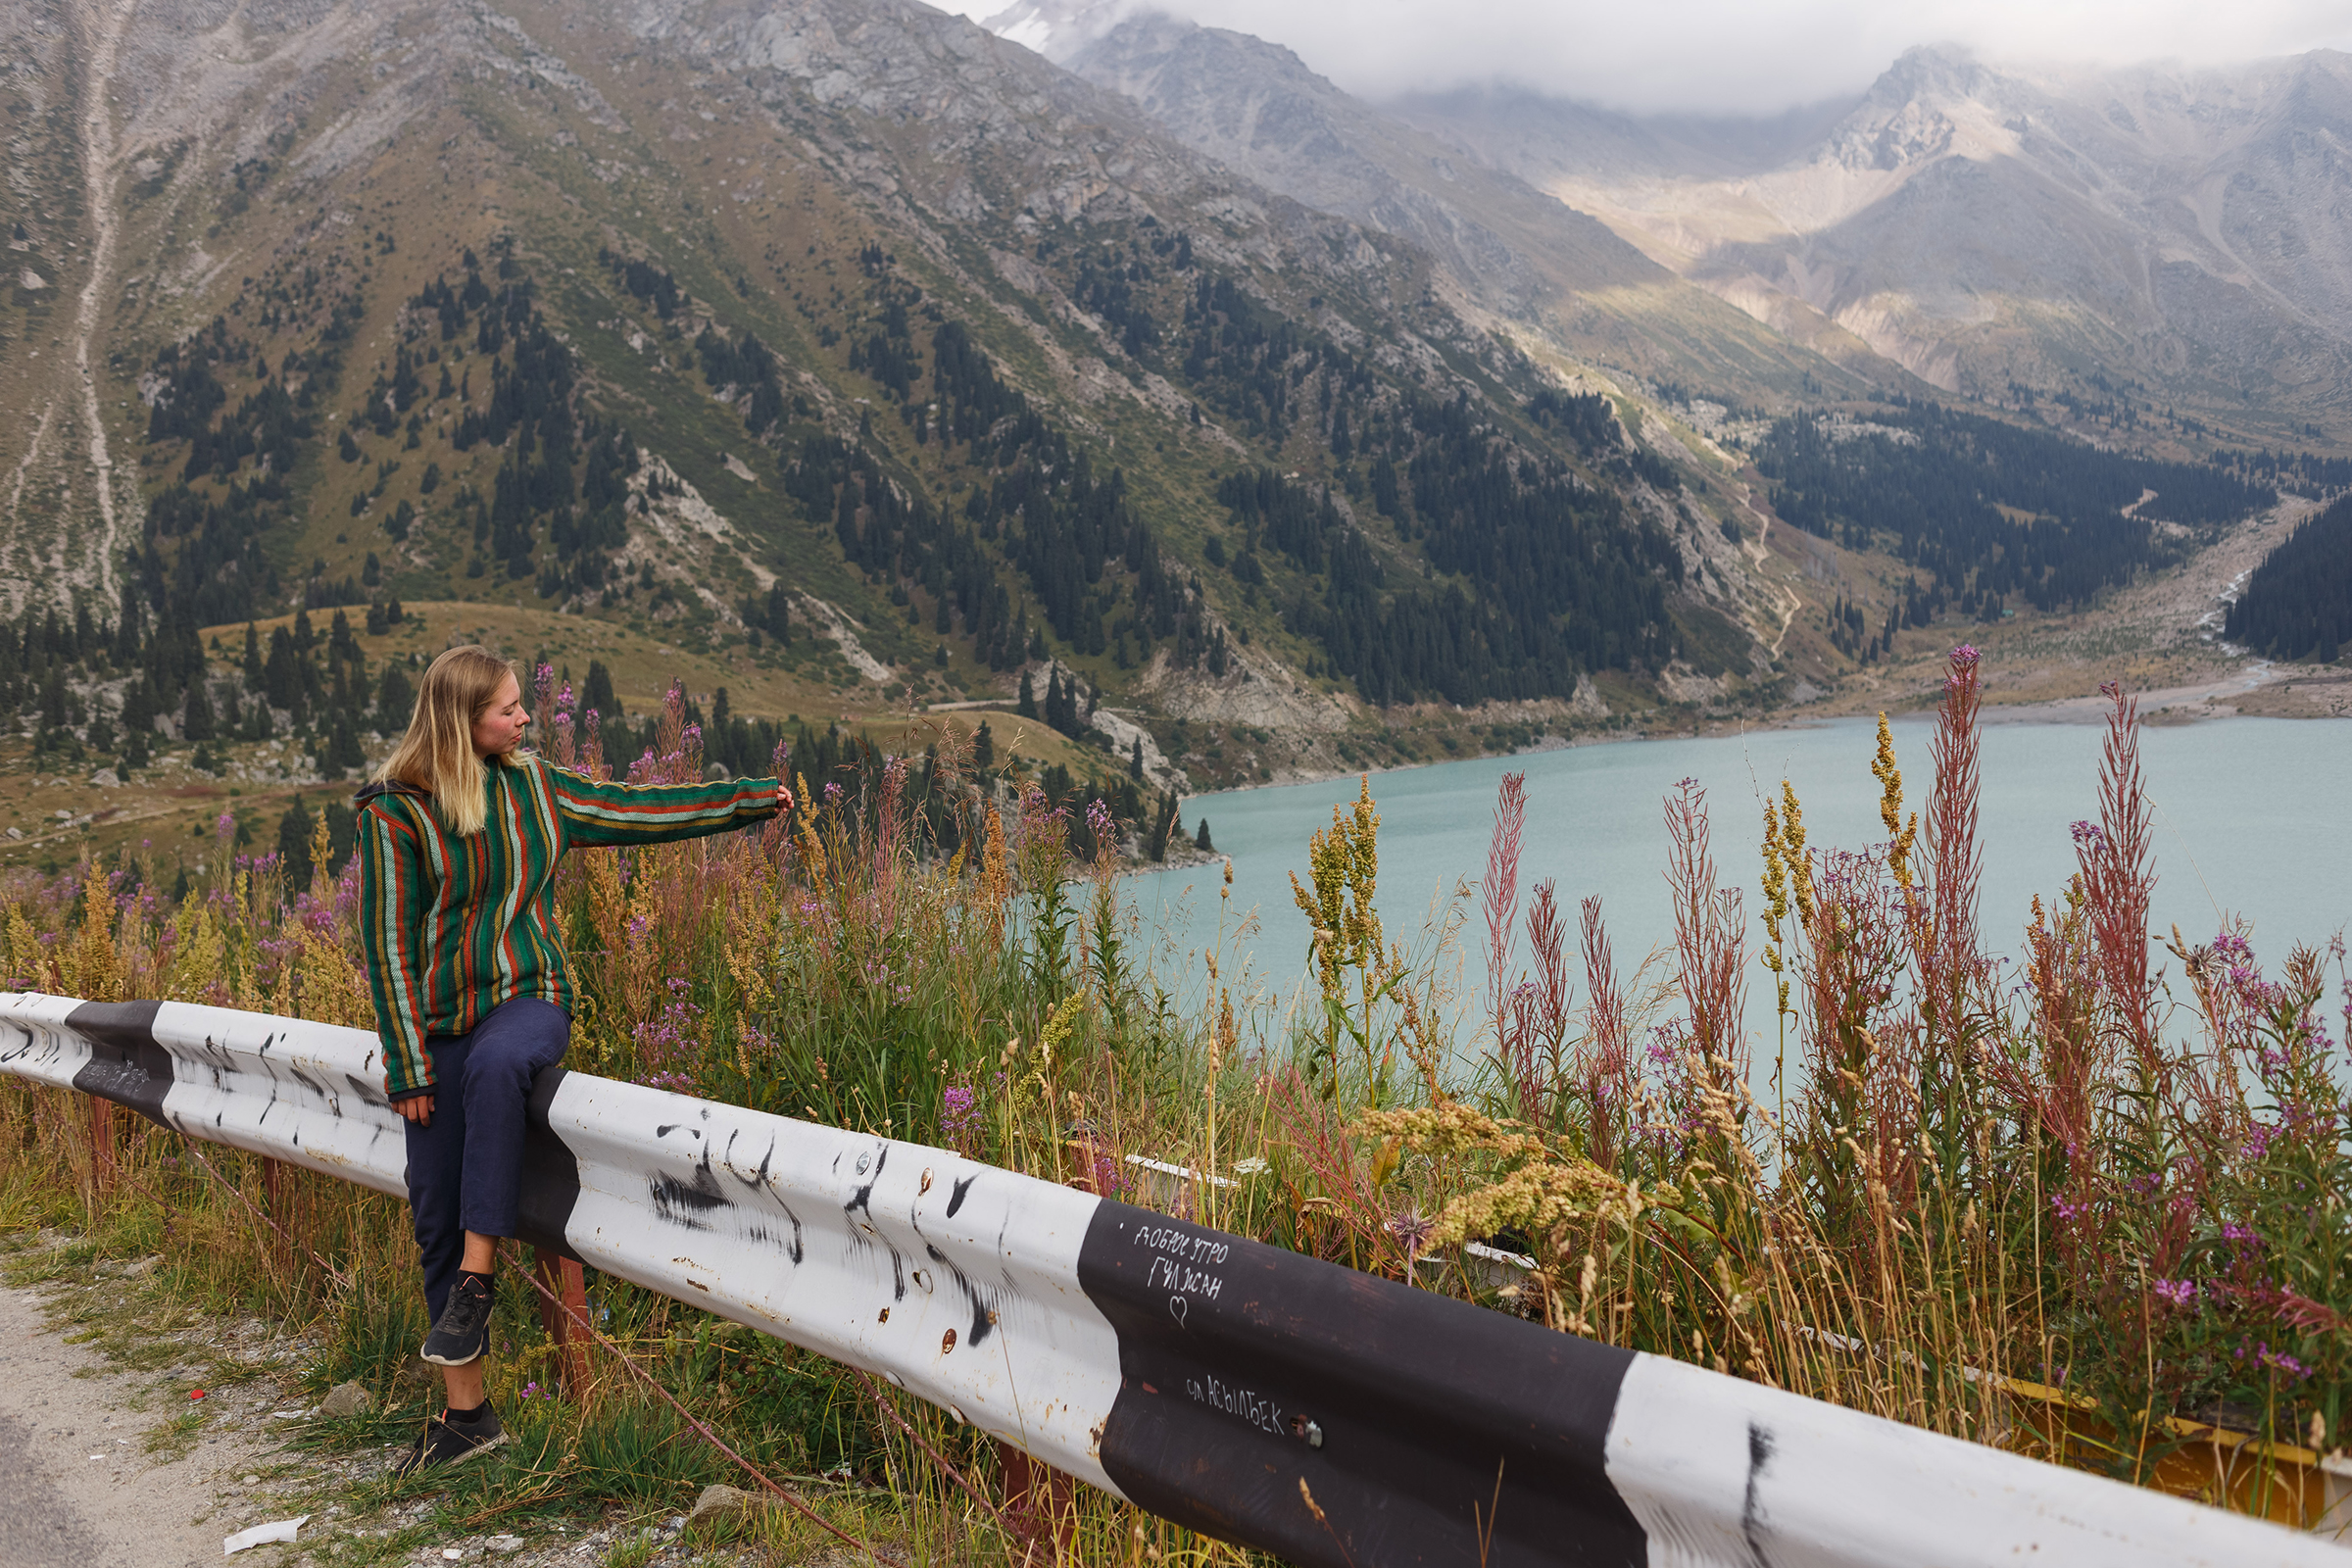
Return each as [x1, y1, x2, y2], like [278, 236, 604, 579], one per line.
[66, 1000, 174, 1126]
[1078, 1199, 1647, 1568]
[516, 1065, 585, 1263]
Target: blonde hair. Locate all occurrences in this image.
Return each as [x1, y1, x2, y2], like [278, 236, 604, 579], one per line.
[377, 645, 520, 836]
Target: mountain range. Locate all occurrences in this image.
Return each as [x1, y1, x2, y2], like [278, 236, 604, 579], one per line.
[0, 0, 2341, 834]
[1001, 4, 2352, 447]
[1400, 46, 2352, 436]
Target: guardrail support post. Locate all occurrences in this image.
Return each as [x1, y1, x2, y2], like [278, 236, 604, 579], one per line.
[534, 1247, 593, 1394]
[86, 1098, 117, 1199]
[261, 1156, 293, 1274]
[998, 1442, 1076, 1555]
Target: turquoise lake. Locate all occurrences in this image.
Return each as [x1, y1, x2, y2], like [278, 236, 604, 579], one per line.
[1134, 716, 2349, 1031]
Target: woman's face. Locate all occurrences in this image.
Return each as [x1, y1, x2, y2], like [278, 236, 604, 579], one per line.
[471, 673, 528, 759]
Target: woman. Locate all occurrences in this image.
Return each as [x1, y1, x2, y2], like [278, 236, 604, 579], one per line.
[356, 646, 790, 1473]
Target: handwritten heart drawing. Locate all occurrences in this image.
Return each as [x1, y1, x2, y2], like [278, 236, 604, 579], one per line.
[1168, 1296, 1188, 1327]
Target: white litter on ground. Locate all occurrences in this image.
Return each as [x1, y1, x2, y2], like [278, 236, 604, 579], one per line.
[223, 1515, 307, 1554]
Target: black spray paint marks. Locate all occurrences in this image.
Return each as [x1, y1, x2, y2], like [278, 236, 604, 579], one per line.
[844, 1144, 887, 1221]
[1740, 1421, 1777, 1564]
[65, 1001, 174, 1127]
[1076, 1199, 1647, 1568]
[947, 1174, 976, 1217]
[914, 1241, 999, 1350]
[648, 1171, 725, 1229]
[712, 1128, 808, 1265]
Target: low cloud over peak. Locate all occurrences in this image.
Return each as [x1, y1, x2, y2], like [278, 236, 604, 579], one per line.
[951, 0, 2352, 116]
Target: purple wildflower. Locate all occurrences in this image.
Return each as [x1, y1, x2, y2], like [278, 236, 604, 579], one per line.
[940, 1083, 982, 1152]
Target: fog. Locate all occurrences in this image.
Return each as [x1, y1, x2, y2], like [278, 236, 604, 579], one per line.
[951, 0, 2352, 115]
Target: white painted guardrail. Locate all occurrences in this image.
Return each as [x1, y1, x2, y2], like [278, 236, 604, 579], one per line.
[2, 992, 2342, 1567]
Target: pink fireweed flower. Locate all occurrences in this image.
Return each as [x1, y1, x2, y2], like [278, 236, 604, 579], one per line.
[2151, 1278, 2199, 1309]
[1090, 1151, 1126, 1198]
[2236, 1342, 2313, 1380]
[940, 1082, 982, 1152]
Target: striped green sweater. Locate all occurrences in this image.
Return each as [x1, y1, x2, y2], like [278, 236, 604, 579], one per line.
[355, 754, 780, 1099]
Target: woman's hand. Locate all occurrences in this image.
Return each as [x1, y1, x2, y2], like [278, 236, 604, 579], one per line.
[394, 1094, 434, 1127]
[775, 779, 796, 814]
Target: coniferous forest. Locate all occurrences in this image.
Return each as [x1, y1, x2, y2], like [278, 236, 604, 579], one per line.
[1756, 403, 2277, 612]
[2226, 495, 2352, 662]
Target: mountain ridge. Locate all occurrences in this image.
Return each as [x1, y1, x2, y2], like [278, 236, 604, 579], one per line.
[1393, 43, 2352, 441]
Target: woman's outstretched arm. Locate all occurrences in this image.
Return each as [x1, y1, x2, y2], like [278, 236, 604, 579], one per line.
[549, 765, 793, 850]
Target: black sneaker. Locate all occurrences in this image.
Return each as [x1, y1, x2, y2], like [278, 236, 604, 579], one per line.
[391, 1404, 507, 1476]
[419, 1274, 493, 1367]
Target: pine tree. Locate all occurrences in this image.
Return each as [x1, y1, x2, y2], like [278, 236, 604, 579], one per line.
[1017, 670, 1037, 718]
[1146, 790, 1179, 860]
[182, 678, 216, 743]
[242, 622, 263, 688]
[122, 676, 156, 740]
[973, 719, 995, 769]
[1194, 817, 1213, 853]
[582, 660, 617, 719]
[1045, 668, 1068, 735]
[1129, 737, 1144, 779]
[326, 709, 365, 775]
[278, 795, 316, 890]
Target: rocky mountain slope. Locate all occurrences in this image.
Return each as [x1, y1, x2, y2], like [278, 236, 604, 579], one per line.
[983, 1, 1908, 399]
[1396, 45, 2352, 447]
[1, 0, 1822, 823]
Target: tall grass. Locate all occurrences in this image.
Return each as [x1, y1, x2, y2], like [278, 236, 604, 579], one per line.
[3, 650, 2347, 1550]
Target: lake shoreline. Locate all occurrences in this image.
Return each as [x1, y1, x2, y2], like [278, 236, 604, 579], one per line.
[1199, 656, 2344, 808]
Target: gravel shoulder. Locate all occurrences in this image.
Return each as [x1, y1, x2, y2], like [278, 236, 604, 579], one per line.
[0, 1235, 847, 1568]
[0, 1277, 282, 1568]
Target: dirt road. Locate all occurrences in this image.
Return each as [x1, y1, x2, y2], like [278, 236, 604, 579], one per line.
[0, 1281, 278, 1568]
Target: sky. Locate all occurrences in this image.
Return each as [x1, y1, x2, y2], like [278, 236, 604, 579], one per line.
[950, 0, 2352, 115]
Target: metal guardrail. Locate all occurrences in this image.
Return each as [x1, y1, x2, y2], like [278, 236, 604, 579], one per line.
[2, 991, 2342, 1567]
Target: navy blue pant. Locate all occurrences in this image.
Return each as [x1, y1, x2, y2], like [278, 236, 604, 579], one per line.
[402, 997, 569, 1325]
